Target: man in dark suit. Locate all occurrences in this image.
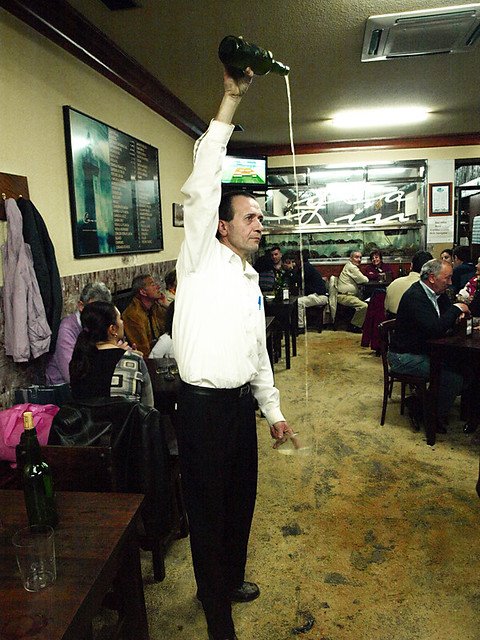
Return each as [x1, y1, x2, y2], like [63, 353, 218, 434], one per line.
[388, 258, 469, 430]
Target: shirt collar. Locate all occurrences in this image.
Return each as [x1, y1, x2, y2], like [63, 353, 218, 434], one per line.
[218, 242, 258, 277]
[419, 279, 441, 312]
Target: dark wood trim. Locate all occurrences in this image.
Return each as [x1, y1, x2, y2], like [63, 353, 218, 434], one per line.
[3, 1, 480, 156]
[1, 0, 207, 139]
[231, 132, 480, 157]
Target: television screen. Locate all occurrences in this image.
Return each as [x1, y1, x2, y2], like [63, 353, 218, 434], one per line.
[222, 154, 267, 186]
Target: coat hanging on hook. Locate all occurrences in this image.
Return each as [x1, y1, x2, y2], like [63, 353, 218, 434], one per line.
[2, 198, 51, 362]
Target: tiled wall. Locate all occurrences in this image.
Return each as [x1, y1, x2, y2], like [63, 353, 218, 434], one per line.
[0, 259, 176, 409]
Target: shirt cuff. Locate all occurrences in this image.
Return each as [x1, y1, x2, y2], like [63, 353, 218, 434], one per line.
[206, 118, 235, 143]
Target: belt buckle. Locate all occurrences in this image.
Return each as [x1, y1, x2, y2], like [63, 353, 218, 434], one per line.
[239, 384, 250, 398]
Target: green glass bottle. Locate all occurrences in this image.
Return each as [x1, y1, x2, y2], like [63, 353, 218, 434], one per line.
[218, 36, 290, 76]
[18, 412, 58, 528]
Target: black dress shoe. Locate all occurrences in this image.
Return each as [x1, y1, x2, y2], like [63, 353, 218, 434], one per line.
[347, 324, 362, 334]
[208, 631, 238, 640]
[229, 581, 260, 602]
[463, 422, 478, 434]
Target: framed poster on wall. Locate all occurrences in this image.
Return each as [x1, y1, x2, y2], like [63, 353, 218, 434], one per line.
[63, 106, 163, 258]
[429, 182, 452, 216]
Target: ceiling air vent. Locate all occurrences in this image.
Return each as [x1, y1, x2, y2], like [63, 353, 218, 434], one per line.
[362, 3, 480, 61]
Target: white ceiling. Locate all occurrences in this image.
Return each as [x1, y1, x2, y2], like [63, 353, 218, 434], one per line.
[67, 0, 480, 150]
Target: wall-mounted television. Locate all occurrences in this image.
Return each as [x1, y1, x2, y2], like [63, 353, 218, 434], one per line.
[221, 154, 267, 189]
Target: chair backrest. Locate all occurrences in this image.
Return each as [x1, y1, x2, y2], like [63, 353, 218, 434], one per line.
[377, 319, 396, 377]
[14, 444, 117, 492]
[328, 275, 338, 321]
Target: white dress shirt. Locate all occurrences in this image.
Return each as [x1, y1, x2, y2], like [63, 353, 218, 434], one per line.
[173, 120, 284, 426]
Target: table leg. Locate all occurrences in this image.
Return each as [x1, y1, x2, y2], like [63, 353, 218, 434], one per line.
[285, 326, 291, 369]
[427, 348, 441, 446]
[291, 300, 298, 358]
[117, 534, 150, 640]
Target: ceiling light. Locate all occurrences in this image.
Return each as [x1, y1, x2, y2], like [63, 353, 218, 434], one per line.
[331, 107, 429, 128]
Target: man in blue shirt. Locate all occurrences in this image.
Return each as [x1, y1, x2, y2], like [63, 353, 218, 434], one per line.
[388, 259, 469, 431]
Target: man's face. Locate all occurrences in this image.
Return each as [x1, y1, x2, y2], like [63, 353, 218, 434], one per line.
[141, 277, 162, 301]
[271, 249, 283, 265]
[219, 195, 264, 259]
[351, 252, 362, 266]
[428, 263, 453, 294]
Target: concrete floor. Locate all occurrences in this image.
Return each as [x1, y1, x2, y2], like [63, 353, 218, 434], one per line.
[140, 330, 480, 640]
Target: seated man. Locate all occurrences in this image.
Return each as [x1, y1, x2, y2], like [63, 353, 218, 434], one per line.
[388, 258, 469, 431]
[256, 245, 286, 293]
[122, 274, 168, 358]
[384, 250, 432, 316]
[45, 282, 111, 385]
[337, 250, 369, 333]
[297, 250, 327, 333]
[452, 245, 476, 294]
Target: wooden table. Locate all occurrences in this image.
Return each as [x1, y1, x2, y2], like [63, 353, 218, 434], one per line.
[428, 329, 480, 445]
[362, 278, 390, 298]
[264, 296, 298, 370]
[0, 491, 149, 640]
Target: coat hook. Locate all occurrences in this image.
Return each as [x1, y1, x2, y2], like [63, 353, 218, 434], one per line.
[1, 193, 6, 200]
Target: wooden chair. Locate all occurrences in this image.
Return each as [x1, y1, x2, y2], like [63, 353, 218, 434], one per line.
[377, 319, 428, 426]
[328, 275, 355, 330]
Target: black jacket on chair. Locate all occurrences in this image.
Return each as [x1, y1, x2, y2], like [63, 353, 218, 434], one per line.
[390, 281, 462, 355]
[48, 397, 172, 538]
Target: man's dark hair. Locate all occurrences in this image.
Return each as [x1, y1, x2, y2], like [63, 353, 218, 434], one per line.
[165, 269, 176, 290]
[411, 250, 433, 273]
[270, 245, 281, 254]
[453, 245, 471, 263]
[218, 190, 256, 223]
[131, 274, 150, 297]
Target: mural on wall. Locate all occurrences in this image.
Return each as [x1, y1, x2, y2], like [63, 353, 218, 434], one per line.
[265, 183, 421, 227]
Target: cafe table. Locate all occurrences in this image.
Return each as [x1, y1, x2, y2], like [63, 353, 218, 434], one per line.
[0, 490, 149, 640]
[427, 328, 480, 446]
[264, 296, 298, 369]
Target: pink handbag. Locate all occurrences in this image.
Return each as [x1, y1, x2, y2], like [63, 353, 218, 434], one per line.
[0, 403, 60, 464]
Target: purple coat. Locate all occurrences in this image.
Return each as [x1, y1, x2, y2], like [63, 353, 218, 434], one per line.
[2, 199, 51, 362]
[45, 312, 81, 384]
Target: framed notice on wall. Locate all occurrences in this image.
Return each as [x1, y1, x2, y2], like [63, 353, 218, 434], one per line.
[429, 182, 452, 216]
[63, 106, 163, 258]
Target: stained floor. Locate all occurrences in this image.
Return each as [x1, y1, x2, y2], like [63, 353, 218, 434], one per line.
[140, 330, 480, 640]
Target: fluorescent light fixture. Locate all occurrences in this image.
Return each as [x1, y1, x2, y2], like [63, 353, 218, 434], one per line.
[332, 107, 429, 128]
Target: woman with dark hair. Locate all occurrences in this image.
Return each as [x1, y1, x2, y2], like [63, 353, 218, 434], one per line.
[69, 300, 154, 407]
[365, 249, 393, 281]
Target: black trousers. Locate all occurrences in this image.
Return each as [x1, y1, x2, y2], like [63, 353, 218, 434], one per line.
[176, 382, 258, 639]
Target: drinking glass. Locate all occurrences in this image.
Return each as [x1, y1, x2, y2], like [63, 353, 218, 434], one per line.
[12, 524, 56, 592]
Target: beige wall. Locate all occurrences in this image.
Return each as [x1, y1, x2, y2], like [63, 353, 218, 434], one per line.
[268, 145, 480, 168]
[0, 9, 192, 281]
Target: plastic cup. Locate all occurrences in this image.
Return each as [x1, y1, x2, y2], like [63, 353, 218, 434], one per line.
[12, 524, 56, 592]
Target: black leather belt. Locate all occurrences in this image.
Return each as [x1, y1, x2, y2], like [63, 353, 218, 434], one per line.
[182, 382, 251, 399]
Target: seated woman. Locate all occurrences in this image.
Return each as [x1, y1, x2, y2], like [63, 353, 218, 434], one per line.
[365, 249, 394, 281]
[149, 301, 175, 359]
[70, 301, 154, 407]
